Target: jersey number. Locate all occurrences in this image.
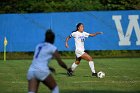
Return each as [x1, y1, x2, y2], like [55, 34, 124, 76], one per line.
[35, 46, 42, 59]
[81, 39, 85, 42]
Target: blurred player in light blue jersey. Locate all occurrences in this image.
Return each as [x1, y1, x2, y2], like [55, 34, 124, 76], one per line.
[27, 29, 71, 93]
[65, 23, 102, 77]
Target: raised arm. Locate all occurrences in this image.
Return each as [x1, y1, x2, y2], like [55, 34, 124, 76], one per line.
[65, 36, 71, 48]
[89, 32, 103, 36]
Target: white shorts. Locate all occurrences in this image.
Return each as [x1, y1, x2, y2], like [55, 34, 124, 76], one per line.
[75, 50, 85, 58]
[27, 70, 50, 81]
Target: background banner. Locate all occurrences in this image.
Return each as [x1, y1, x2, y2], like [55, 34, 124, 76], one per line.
[0, 10, 140, 52]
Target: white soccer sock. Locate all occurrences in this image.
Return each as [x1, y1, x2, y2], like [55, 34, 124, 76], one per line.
[28, 92, 35, 93]
[89, 61, 96, 73]
[52, 86, 59, 93]
[71, 62, 78, 71]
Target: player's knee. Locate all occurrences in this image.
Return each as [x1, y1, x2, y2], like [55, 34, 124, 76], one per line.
[88, 56, 93, 61]
[75, 61, 80, 64]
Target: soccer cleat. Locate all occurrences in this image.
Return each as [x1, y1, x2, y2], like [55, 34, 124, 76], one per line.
[67, 68, 73, 76]
[92, 73, 97, 77]
[67, 71, 73, 76]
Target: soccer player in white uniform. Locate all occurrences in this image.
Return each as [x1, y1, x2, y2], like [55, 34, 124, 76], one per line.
[65, 23, 102, 77]
[27, 29, 71, 93]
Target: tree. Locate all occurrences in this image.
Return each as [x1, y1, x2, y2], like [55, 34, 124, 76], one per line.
[0, 0, 140, 13]
[100, 0, 140, 10]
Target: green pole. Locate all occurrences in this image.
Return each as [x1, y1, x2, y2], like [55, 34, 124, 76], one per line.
[4, 45, 6, 61]
[4, 37, 7, 62]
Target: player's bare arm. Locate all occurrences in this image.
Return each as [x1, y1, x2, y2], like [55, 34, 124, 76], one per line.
[53, 50, 68, 70]
[53, 50, 72, 73]
[65, 36, 71, 48]
[89, 32, 103, 36]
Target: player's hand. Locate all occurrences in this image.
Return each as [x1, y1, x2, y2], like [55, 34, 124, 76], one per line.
[49, 67, 56, 73]
[96, 32, 103, 35]
[65, 43, 69, 48]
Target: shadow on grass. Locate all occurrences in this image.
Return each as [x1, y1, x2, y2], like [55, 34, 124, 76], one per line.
[61, 90, 140, 93]
[57, 72, 67, 76]
[57, 73, 93, 77]
[57, 72, 76, 76]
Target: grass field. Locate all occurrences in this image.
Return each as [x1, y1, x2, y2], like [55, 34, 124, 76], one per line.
[0, 58, 140, 93]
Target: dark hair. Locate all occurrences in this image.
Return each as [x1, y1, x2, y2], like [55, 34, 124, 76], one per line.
[45, 29, 55, 44]
[76, 23, 83, 31]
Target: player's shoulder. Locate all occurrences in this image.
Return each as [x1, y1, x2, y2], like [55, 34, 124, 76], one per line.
[72, 31, 80, 35]
[46, 42, 57, 49]
[70, 31, 77, 37]
[37, 42, 56, 49]
[37, 42, 47, 47]
[46, 43, 57, 53]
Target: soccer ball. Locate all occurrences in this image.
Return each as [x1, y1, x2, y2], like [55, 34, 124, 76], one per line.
[97, 71, 105, 78]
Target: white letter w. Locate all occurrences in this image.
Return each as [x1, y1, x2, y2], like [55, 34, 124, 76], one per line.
[112, 15, 140, 46]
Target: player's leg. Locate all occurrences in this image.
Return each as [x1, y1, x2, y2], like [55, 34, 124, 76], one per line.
[71, 57, 81, 71]
[67, 57, 81, 76]
[42, 74, 59, 93]
[27, 71, 40, 93]
[70, 50, 83, 72]
[28, 78, 40, 93]
[80, 52, 97, 76]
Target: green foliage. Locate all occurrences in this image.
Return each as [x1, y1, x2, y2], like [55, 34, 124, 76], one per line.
[100, 0, 140, 10]
[0, 0, 139, 13]
[0, 50, 140, 60]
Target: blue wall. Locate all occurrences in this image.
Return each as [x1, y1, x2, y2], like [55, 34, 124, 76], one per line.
[0, 10, 140, 52]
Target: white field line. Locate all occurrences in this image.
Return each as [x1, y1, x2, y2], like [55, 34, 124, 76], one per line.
[11, 80, 140, 84]
[0, 72, 139, 78]
[106, 75, 140, 79]
[73, 80, 140, 84]
[107, 67, 137, 70]
[11, 81, 27, 84]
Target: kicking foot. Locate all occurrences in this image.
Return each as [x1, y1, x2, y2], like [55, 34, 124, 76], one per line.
[92, 73, 97, 77]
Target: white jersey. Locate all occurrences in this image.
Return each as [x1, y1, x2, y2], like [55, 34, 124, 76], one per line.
[28, 42, 57, 72]
[70, 31, 89, 52]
